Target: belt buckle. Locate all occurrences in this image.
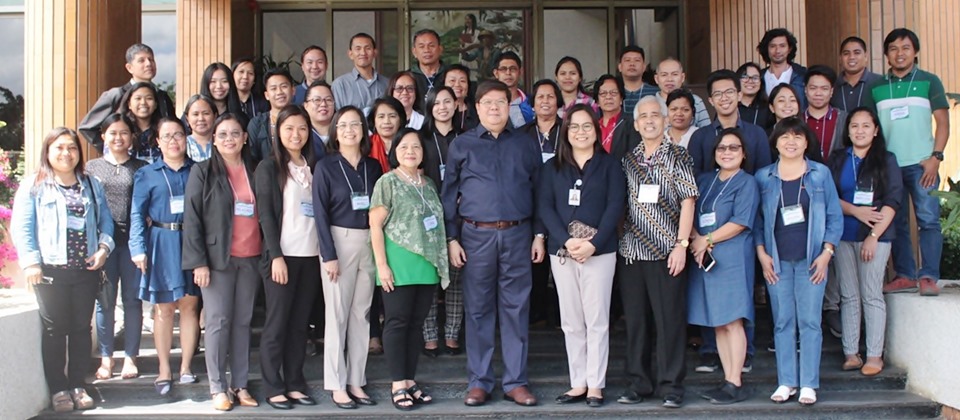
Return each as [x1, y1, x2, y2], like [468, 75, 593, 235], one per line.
[497, 221, 508, 229]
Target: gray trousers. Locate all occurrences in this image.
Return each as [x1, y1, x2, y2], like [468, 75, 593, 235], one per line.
[201, 256, 260, 394]
[835, 241, 890, 357]
[824, 262, 840, 312]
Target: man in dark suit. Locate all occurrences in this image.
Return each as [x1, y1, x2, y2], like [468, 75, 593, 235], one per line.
[78, 43, 177, 149]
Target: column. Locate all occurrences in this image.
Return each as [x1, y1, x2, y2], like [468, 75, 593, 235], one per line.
[176, 0, 235, 113]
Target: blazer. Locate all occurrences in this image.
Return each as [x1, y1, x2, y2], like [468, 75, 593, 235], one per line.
[826, 149, 903, 242]
[78, 82, 177, 149]
[182, 159, 260, 271]
[607, 112, 641, 161]
[246, 113, 274, 164]
[253, 158, 285, 278]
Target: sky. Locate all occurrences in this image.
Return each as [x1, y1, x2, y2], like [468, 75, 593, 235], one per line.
[0, 15, 24, 96]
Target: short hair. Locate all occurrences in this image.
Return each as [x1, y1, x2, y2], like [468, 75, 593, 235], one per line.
[474, 80, 511, 104]
[634, 95, 666, 120]
[412, 29, 441, 44]
[804, 64, 838, 86]
[349, 32, 376, 49]
[839, 36, 867, 52]
[182, 94, 219, 120]
[495, 51, 522, 69]
[707, 69, 741, 94]
[367, 97, 408, 136]
[712, 127, 752, 172]
[883, 28, 920, 53]
[665, 88, 695, 109]
[125, 43, 154, 63]
[757, 28, 799, 65]
[619, 45, 646, 61]
[769, 115, 822, 162]
[300, 45, 327, 63]
[99, 113, 137, 137]
[528, 79, 564, 109]
[592, 74, 624, 103]
[307, 80, 333, 96]
[328, 106, 372, 156]
[387, 127, 425, 170]
[263, 68, 294, 88]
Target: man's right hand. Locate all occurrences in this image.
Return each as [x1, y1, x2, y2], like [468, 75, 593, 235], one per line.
[448, 240, 467, 268]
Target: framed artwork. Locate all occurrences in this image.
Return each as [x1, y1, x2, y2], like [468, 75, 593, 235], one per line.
[411, 9, 527, 82]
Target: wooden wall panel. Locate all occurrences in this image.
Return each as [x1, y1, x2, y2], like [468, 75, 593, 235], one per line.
[709, 0, 807, 71]
[177, 0, 234, 113]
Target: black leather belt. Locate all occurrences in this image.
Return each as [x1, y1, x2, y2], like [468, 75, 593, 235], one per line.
[153, 222, 183, 231]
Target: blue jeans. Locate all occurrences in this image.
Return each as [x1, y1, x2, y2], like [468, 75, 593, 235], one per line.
[892, 164, 942, 280]
[95, 242, 143, 357]
[767, 259, 825, 389]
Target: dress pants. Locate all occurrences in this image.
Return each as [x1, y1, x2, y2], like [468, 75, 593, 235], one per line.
[422, 266, 464, 343]
[823, 262, 840, 312]
[35, 267, 99, 394]
[96, 242, 143, 357]
[836, 241, 890, 358]
[260, 256, 321, 398]
[618, 258, 687, 398]
[202, 256, 260, 394]
[550, 253, 615, 389]
[460, 221, 532, 393]
[382, 284, 434, 380]
[767, 259, 826, 389]
[322, 226, 375, 391]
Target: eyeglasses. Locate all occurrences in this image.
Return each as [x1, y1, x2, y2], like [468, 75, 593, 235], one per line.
[597, 90, 620, 98]
[159, 132, 186, 143]
[496, 66, 519, 73]
[711, 88, 738, 99]
[305, 97, 335, 106]
[393, 85, 416, 93]
[478, 99, 509, 108]
[215, 131, 243, 140]
[716, 144, 743, 153]
[568, 123, 595, 132]
[740, 75, 761, 82]
[336, 121, 363, 131]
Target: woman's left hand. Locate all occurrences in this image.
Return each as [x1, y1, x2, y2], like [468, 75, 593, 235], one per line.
[809, 251, 832, 284]
[379, 265, 395, 293]
[86, 249, 108, 271]
[690, 234, 709, 260]
[569, 241, 596, 263]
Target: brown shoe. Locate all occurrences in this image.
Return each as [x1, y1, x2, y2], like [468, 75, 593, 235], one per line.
[212, 392, 233, 411]
[504, 385, 538, 406]
[70, 388, 95, 410]
[919, 278, 940, 296]
[842, 354, 863, 371]
[464, 387, 489, 406]
[861, 357, 884, 376]
[51, 390, 74, 412]
[233, 388, 259, 407]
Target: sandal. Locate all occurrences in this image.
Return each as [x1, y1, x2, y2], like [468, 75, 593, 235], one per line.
[798, 387, 817, 405]
[179, 372, 198, 384]
[391, 388, 415, 411]
[120, 358, 139, 379]
[154, 379, 172, 396]
[407, 384, 433, 404]
[52, 390, 74, 412]
[95, 362, 113, 380]
[842, 354, 864, 371]
[770, 385, 797, 403]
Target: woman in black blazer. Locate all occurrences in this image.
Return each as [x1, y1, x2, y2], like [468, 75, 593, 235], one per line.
[254, 105, 321, 409]
[183, 113, 262, 411]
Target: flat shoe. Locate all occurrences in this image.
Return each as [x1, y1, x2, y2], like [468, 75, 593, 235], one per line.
[348, 390, 376, 406]
[421, 347, 439, 358]
[212, 392, 233, 411]
[267, 398, 293, 410]
[444, 346, 463, 356]
[770, 385, 797, 403]
[154, 380, 172, 396]
[289, 395, 317, 405]
[861, 358, 884, 376]
[586, 396, 604, 407]
[555, 392, 586, 404]
[842, 354, 864, 371]
[798, 387, 817, 405]
[332, 394, 357, 409]
[179, 373, 198, 384]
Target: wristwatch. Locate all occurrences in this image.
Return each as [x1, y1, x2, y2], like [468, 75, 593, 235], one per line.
[932, 151, 945, 161]
[869, 231, 879, 238]
[676, 238, 689, 248]
[535, 233, 547, 240]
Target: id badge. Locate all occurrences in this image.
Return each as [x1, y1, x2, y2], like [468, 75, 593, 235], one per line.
[170, 195, 184, 215]
[853, 189, 874, 206]
[890, 106, 910, 120]
[423, 214, 439, 231]
[637, 184, 660, 203]
[541, 152, 555, 163]
[234, 201, 255, 217]
[568, 189, 581, 206]
[351, 193, 370, 210]
[699, 212, 717, 228]
[300, 200, 315, 217]
[67, 215, 86, 231]
[781, 204, 806, 226]
[438, 164, 446, 181]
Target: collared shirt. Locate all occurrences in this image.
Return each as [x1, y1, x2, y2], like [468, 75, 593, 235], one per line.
[764, 66, 794, 96]
[656, 91, 712, 128]
[312, 153, 383, 261]
[804, 107, 840, 160]
[687, 119, 772, 176]
[509, 89, 529, 129]
[622, 82, 660, 117]
[558, 91, 599, 119]
[620, 137, 698, 262]
[442, 124, 542, 238]
[831, 70, 881, 111]
[330, 67, 388, 111]
[186, 135, 213, 162]
[599, 111, 622, 153]
[128, 159, 194, 257]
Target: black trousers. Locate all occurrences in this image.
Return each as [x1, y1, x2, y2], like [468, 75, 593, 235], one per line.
[259, 256, 321, 398]
[618, 258, 687, 398]
[381, 284, 434, 381]
[529, 259, 558, 325]
[370, 288, 383, 339]
[35, 267, 99, 394]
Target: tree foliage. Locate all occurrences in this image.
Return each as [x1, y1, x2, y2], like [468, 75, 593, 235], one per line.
[0, 86, 24, 151]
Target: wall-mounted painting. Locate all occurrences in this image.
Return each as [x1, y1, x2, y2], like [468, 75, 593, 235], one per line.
[411, 9, 527, 82]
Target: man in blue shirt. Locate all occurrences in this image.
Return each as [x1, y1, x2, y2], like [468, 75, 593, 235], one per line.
[442, 80, 545, 408]
[293, 45, 328, 105]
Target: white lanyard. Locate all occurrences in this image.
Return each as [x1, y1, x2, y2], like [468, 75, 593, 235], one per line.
[432, 132, 445, 165]
[160, 166, 179, 199]
[779, 173, 804, 209]
[699, 170, 739, 214]
[226, 164, 255, 204]
[396, 169, 428, 212]
[338, 159, 368, 195]
[603, 120, 623, 148]
[537, 123, 558, 153]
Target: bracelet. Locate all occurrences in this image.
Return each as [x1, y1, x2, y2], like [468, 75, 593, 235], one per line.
[98, 244, 110, 253]
[824, 247, 835, 256]
[707, 232, 714, 247]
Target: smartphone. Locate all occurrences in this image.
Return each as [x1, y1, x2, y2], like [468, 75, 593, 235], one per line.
[39, 276, 54, 285]
[702, 250, 717, 273]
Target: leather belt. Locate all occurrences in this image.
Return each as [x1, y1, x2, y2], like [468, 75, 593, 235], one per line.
[153, 222, 183, 231]
[463, 218, 523, 230]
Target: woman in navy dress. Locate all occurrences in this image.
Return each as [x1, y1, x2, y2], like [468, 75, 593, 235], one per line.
[687, 128, 760, 404]
[129, 117, 201, 395]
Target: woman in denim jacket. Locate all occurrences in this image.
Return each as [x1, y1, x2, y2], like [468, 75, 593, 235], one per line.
[11, 127, 115, 412]
[754, 117, 842, 406]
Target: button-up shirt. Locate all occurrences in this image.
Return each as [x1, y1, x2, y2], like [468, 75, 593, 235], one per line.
[330, 68, 388, 111]
[312, 153, 383, 261]
[804, 107, 840, 160]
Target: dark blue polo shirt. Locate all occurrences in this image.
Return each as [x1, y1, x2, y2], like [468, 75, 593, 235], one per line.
[312, 153, 382, 261]
[441, 123, 542, 238]
[687, 119, 772, 176]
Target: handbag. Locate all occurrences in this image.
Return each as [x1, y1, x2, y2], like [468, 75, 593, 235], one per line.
[87, 176, 114, 306]
[556, 220, 598, 264]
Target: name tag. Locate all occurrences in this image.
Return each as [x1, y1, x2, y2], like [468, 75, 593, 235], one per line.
[351, 193, 370, 211]
[423, 214, 439, 231]
[234, 201, 255, 217]
[853, 189, 874, 206]
[541, 152, 555, 164]
[890, 106, 910, 120]
[568, 189, 581, 206]
[170, 195, 184, 215]
[438, 164, 446, 181]
[699, 212, 717, 228]
[67, 215, 86, 231]
[300, 200, 315, 217]
[637, 184, 660, 203]
[781, 204, 806, 226]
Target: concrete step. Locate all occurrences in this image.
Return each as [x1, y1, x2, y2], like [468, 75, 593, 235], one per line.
[31, 389, 940, 419]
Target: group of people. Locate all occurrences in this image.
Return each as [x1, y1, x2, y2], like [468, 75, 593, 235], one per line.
[11, 24, 949, 413]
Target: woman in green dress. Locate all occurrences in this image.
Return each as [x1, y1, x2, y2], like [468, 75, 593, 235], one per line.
[369, 127, 449, 411]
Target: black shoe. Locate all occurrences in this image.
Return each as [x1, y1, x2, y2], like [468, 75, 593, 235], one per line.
[824, 310, 842, 338]
[742, 354, 754, 373]
[444, 346, 463, 356]
[767, 339, 776, 353]
[555, 392, 586, 404]
[662, 394, 683, 408]
[421, 348, 440, 358]
[348, 391, 376, 406]
[699, 385, 725, 401]
[267, 398, 294, 410]
[695, 353, 720, 373]
[617, 390, 643, 404]
[709, 381, 748, 405]
[586, 396, 604, 407]
[288, 395, 317, 406]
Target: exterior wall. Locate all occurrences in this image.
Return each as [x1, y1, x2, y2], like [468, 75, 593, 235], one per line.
[176, 0, 233, 113]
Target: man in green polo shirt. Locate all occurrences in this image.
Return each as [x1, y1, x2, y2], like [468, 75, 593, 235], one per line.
[864, 28, 950, 296]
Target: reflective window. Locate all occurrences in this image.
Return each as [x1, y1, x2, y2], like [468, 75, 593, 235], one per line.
[544, 9, 606, 88]
[262, 11, 327, 83]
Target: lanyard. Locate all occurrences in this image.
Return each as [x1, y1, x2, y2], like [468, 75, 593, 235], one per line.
[849, 148, 864, 183]
[396, 169, 428, 212]
[160, 166, 180, 199]
[537, 122, 558, 153]
[699, 170, 739, 214]
[603, 120, 623, 150]
[887, 68, 917, 100]
[226, 164, 254, 204]
[805, 109, 831, 155]
[338, 159, 368, 195]
[779, 173, 804, 209]
[841, 81, 865, 111]
[432, 132, 445, 165]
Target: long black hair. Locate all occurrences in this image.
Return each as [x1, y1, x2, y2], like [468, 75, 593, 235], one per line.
[421, 86, 459, 136]
[271, 105, 316, 192]
[836, 106, 890, 195]
[555, 103, 604, 171]
[735, 62, 768, 108]
[199, 62, 245, 118]
[328, 106, 372, 157]
[119, 82, 162, 133]
[208, 113, 254, 179]
[554, 56, 588, 95]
